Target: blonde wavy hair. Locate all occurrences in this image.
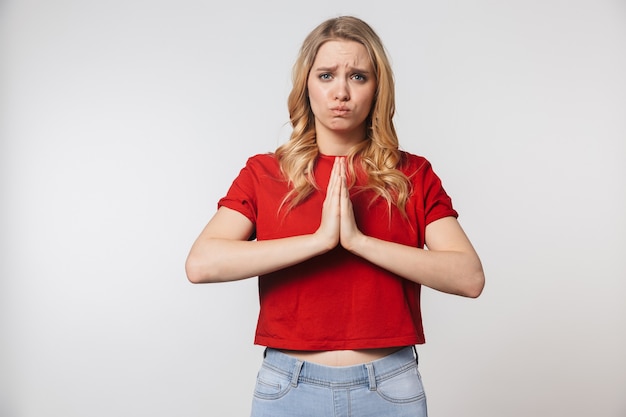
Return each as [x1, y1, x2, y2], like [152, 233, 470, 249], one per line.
[275, 16, 411, 214]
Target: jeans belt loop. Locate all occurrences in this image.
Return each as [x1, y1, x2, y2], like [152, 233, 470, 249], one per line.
[290, 360, 304, 388]
[365, 362, 377, 391]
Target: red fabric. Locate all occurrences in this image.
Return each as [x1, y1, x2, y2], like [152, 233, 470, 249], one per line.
[218, 152, 458, 350]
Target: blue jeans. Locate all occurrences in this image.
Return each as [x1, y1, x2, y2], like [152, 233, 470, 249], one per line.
[250, 346, 428, 417]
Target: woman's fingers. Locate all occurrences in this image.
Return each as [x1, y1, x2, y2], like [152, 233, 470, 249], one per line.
[338, 157, 362, 251]
[316, 156, 364, 251]
[315, 157, 341, 249]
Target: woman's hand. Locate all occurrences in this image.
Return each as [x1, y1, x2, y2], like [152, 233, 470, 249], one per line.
[337, 157, 364, 252]
[314, 157, 364, 252]
[313, 157, 342, 251]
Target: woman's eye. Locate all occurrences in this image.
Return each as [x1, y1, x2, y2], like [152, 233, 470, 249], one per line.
[352, 74, 366, 81]
[319, 73, 332, 80]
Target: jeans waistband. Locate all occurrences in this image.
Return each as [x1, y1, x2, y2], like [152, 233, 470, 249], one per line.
[262, 346, 417, 390]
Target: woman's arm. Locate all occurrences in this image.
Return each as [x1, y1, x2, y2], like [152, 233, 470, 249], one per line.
[338, 159, 484, 298]
[185, 158, 344, 283]
[343, 216, 485, 297]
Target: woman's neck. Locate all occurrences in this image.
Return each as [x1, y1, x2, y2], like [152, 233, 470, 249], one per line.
[315, 130, 366, 156]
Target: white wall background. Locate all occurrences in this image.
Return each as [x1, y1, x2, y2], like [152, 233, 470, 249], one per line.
[1, 0, 625, 416]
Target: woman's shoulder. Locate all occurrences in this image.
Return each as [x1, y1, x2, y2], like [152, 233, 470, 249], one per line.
[243, 152, 279, 169]
[235, 153, 284, 182]
[398, 150, 432, 173]
[246, 152, 277, 163]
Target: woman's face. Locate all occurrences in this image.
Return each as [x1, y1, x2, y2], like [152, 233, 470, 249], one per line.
[307, 40, 377, 153]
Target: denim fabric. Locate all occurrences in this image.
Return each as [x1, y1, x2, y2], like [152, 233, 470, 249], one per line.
[250, 346, 427, 417]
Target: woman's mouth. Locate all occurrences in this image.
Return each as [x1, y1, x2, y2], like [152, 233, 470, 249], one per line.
[330, 106, 350, 116]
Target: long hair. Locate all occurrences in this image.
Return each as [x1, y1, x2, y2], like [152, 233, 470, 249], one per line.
[275, 16, 411, 214]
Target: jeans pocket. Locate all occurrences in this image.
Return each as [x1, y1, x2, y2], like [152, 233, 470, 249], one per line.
[376, 365, 426, 404]
[253, 365, 292, 400]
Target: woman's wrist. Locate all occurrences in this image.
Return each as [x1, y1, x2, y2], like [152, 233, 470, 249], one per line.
[311, 230, 339, 255]
[342, 231, 368, 256]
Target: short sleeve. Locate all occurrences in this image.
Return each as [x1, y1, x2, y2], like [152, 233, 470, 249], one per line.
[217, 157, 259, 224]
[417, 159, 459, 225]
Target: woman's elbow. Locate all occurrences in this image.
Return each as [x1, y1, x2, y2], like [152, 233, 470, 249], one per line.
[462, 264, 485, 299]
[185, 257, 203, 284]
[185, 254, 219, 284]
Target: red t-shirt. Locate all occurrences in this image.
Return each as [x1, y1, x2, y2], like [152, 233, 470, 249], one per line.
[218, 151, 458, 350]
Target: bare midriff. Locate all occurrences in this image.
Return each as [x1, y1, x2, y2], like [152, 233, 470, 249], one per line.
[278, 347, 404, 366]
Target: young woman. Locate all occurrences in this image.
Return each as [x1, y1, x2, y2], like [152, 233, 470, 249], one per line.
[186, 15, 484, 417]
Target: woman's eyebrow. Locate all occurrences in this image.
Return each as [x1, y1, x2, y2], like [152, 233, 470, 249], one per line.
[313, 65, 371, 74]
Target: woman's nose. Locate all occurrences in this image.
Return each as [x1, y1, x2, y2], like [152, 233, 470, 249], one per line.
[334, 81, 350, 101]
